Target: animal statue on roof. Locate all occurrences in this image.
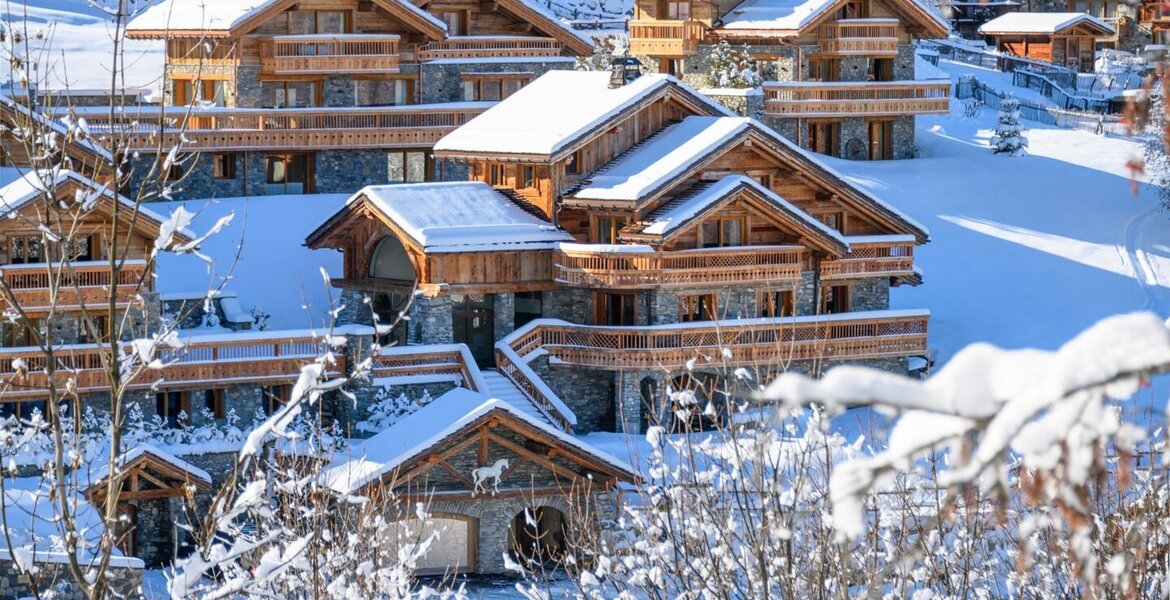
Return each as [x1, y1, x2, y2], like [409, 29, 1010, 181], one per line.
[472, 458, 510, 496]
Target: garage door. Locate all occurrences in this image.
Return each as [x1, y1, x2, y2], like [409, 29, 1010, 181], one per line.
[391, 516, 476, 575]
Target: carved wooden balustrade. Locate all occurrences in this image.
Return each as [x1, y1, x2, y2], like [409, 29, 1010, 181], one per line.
[554, 245, 805, 289]
[74, 105, 488, 152]
[418, 36, 562, 60]
[816, 19, 900, 57]
[763, 80, 951, 117]
[628, 20, 707, 56]
[259, 35, 401, 75]
[0, 332, 345, 400]
[0, 260, 149, 312]
[372, 345, 485, 393]
[819, 238, 915, 281]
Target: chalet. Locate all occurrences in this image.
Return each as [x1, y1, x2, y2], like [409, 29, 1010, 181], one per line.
[120, 0, 597, 200]
[626, 0, 952, 160]
[325, 388, 637, 575]
[978, 12, 1115, 70]
[308, 69, 931, 435]
[1140, 0, 1170, 46]
[0, 95, 113, 178]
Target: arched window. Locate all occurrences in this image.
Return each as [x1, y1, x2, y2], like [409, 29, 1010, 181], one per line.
[369, 236, 415, 281]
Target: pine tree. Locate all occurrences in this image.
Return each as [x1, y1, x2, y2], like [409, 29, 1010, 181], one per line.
[704, 40, 762, 89]
[990, 95, 1028, 156]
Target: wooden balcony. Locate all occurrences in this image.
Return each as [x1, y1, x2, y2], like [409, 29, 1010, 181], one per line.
[628, 20, 706, 57]
[259, 35, 400, 76]
[79, 105, 488, 152]
[498, 311, 929, 372]
[820, 238, 915, 281]
[418, 36, 562, 61]
[763, 80, 951, 118]
[816, 19, 900, 57]
[0, 331, 346, 400]
[0, 261, 148, 313]
[554, 245, 805, 289]
[372, 344, 485, 393]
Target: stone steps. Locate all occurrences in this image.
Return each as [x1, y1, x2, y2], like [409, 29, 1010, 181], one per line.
[480, 370, 555, 427]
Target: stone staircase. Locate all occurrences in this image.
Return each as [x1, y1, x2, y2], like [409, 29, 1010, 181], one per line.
[480, 369, 557, 427]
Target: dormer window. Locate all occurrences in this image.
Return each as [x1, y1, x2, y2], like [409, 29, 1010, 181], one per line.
[838, 0, 868, 19]
[700, 217, 745, 248]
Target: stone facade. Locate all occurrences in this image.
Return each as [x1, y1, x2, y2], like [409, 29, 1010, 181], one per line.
[408, 294, 454, 344]
[419, 58, 576, 104]
[0, 558, 142, 600]
[850, 277, 891, 312]
[530, 356, 616, 433]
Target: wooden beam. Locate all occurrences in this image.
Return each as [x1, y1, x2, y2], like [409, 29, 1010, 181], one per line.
[438, 459, 476, 488]
[478, 429, 489, 466]
[487, 432, 581, 482]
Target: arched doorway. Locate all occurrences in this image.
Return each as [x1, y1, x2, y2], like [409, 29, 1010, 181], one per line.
[509, 506, 567, 565]
[368, 237, 415, 345]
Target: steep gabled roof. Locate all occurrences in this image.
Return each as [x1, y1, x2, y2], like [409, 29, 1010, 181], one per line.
[623, 175, 850, 256]
[717, 0, 949, 39]
[127, 0, 447, 40]
[566, 116, 929, 243]
[82, 443, 213, 497]
[323, 388, 638, 495]
[978, 12, 1115, 35]
[432, 72, 735, 161]
[494, 0, 597, 55]
[305, 182, 572, 253]
[0, 95, 112, 167]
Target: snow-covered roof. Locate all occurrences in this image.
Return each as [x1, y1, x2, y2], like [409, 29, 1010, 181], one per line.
[638, 175, 849, 251]
[81, 443, 213, 492]
[433, 71, 734, 158]
[0, 95, 112, 163]
[0, 171, 187, 239]
[127, 0, 280, 33]
[719, 0, 840, 32]
[324, 388, 637, 494]
[572, 117, 751, 202]
[978, 12, 1115, 35]
[355, 182, 573, 252]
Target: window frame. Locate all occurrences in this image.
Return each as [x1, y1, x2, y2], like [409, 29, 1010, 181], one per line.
[213, 153, 237, 180]
[679, 293, 718, 322]
[758, 289, 795, 318]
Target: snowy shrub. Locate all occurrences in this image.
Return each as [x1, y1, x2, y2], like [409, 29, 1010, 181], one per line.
[357, 389, 427, 434]
[705, 40, 763, 89]
[990, 95, 1028, 156]
[251, 304, 271, 331]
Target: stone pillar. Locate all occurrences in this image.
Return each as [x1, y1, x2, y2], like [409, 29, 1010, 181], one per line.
[796, 270, 818, 316]
[336, 288, 375, 327]
[649, 290, 679, 325]
[245, 151, 268, 197]
[840, 116, 868, 161]
[493, 292, 515, 340]
[615, 371, 643, 434]
[323, 74, 354, 107]
[409, 294, 453, 344]
[850, 278, 891, 312]
[234, 66, 262, 108]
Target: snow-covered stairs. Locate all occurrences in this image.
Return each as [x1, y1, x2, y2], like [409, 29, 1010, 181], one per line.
[480, 369, 556, 426]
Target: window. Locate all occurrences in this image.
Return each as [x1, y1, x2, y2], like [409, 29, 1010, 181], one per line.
[822, 284, 850, 314]
[355, 79, 411, 107]
[387, 150, 429, 183]
[594, 216, 626, 244]
[521, 165, 535, 189]
[808, 121, 839, 156]
[263, 385, 292, 416]
[868, 120, 892, 160]
[759, 290, 795, 317]
[514, 291, 543, 329]
[260, 81, 318, 108]
[0, 400, 46, 421]
[316, 10, 346, 33]
[204, 389, 225, 419]
[808, 59, 838, 82]
[564, 151, 580, 175]
[162, 155, 184, 181]
[818, 211, 845, 233]
[156, 390, 189, 429]
[174, 79, 226, 107]
[868, 58, 893, 82]
[679, 293, 717, 322]
[461, 75, 531, 101]
[9, 234, 93, 264]
[436, 10, 467, 35]
[265, 154, 312, 194]
[700, 217, 745, 248]
[213, 153, 237, 180]
[289, 10, 349, 34]
[596, 292, 636, 325]
[839, 0, 868, 19]
[10, 236, 43, 264]
[487, 163, 506, 186]
[6, 318, 42, 347]
[664, 0, 691, 19]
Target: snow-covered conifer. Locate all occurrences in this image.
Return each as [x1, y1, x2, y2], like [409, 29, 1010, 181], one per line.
[990, 95, 1028, 156]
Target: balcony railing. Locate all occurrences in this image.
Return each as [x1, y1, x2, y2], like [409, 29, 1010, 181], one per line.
[418, 36, 562, 61]
[74, 104, 489, 152]
[0, 260, 149, 312]
[0, 330, 348, 400]
[554, 245, 805, 289]
[259, 35, 400, 75]
[763, 80, 951, 118]
[372, 344, 487, 393]
[816, 19, 899, 57]
[628, 19, 706, 56]
[820, 238, 915, 281]
[497, 311, 929, 372]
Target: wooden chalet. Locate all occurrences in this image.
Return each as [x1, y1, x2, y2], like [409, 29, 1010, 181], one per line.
[308, 69, 931, 434]
[324, 388, 637, 574]
[978, 12, 1116, 71]
[1140, 0, 1170, 45]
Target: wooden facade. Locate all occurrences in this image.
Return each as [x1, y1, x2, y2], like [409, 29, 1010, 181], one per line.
[981, 20, 1115, 71]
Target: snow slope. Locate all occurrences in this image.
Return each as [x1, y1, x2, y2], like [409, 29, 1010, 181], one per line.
[154, 193, 348, 330]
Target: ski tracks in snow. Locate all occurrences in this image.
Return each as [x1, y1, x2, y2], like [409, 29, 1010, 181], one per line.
[1120, 202, 1169, 314]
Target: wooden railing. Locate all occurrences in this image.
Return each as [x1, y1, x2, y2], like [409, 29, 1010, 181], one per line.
[372, 344, 485, 393]
[418, 36, 562, 61]
[499, 311, 929, 372]
[0, 332, 345, 400]
[554, 245, 805, 289]
[763, 80, 951, 117]
[0, 261, 149, 312]
[820, 239, 915, 281]
[494, 346, 575, 432]
[817, 19, 899, 56]
[259, 35, 401, 75]
[78, 105, 488, 151]
[628, 20, 706, 56]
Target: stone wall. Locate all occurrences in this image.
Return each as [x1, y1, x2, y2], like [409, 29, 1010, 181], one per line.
[418, 58, 576, 104]
[542, 289, 591, 324]
[315, 148, 395, 194]
[701, 89, 765, 119]
[850, 277, 891, 312]
[0, 558, 142, 600]
[530, 356, 615, 433]
[408, 295, 454, 344]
